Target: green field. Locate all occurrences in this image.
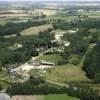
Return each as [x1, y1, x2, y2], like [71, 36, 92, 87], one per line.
[45, 94, 78, 100]
[11, 94, 79, 100]
[37, 54, 63, 64]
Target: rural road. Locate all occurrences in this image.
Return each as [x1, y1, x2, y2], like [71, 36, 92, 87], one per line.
[44, 79, 69, 88]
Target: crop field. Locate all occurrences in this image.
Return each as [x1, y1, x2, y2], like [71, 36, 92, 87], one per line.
[11, 94, 78, 100]
[20, 24, 53, 36]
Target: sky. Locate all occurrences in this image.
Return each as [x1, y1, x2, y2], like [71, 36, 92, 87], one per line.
[0, 0, 100, 1]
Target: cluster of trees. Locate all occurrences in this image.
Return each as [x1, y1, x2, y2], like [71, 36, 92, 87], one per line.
[0, 20, 47, 36]
[38, 28, 54, 48]
[66, 83, 100, 100]
[7, 76, 66, 95]
[53, 19, 100, 30]
[53, 21, 76, 30]
[0, 28, 54, 69]
[61, 32, 89, 65]
[77, 19, 100, 29]
[0, 84, 2, 90]
[63, 33, 89, 55]
[83, 42, 100, 82]
[1, 49, 31, 67]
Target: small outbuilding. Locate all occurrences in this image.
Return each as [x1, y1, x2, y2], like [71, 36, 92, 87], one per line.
[40, 60, 55, 66]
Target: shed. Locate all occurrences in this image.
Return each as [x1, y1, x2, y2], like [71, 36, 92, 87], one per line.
[40, 60, 55, 66]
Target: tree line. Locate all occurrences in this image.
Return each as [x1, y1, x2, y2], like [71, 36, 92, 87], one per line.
[0, 20, 47, 36]
[83, 42, 100, 83]
[7, 76, 100, 100]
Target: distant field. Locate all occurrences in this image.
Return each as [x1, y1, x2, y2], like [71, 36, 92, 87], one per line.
[20, 24, 53, 36]
[45, 64, 90, 82]
[12, 94, 78, 100]
[0, 9, 30, 18]
[34, 8, 57, 16]
[0, 14, 29, 17]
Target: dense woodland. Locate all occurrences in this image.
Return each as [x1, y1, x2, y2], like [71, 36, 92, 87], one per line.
[83, 42, 100, 82]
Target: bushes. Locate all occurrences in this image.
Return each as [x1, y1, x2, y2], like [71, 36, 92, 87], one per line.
[29, 76, 45, 85]
[7, 76, 66, 95]
[66, 83, 100, 100]
[58, 58, 68, 65]
[68, 54, 80, 65]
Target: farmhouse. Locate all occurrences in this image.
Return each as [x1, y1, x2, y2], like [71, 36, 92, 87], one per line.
[40, 60, 55, 66]
[14, 43, 22, 48]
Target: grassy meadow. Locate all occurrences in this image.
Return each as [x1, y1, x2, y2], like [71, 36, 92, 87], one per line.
[44, 64, 90, 82]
